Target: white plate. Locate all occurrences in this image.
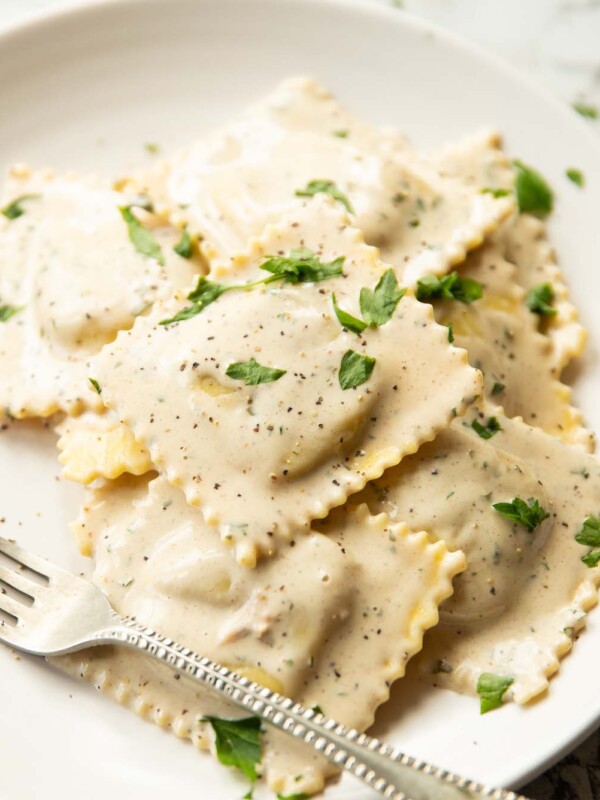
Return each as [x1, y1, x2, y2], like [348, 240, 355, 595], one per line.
[1, 1, 599, 798]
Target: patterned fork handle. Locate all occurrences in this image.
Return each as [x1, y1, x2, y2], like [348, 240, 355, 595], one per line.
[94, 613, 531, 800]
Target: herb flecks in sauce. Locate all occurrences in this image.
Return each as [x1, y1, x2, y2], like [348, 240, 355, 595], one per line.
[0, 304, 22, 322]
[471, 416, 501, 440]
[88, 377, 102, 395]
[572, 101, 598, 120]
[492, 497, 550, 532]
[476, 673, 514, 714]
[526, 283, 557, 317]
[295, 179, 354, 214]
[173, 227, 194, 258]
[119, 205, 165, 266]
[566, 168, 585, 188]
[1, 193, 39, 220]
[338, 350, 376, 390]
[513, 160, 553, 216]
[575, 516, 600, 568]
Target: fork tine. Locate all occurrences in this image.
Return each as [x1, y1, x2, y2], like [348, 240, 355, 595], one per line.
[0, 590, 27, 621]
[0, 537, 56, 579]
[0, 564, 36, 599]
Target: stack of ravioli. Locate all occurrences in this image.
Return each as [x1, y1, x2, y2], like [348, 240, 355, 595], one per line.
[1, 78, 599, 797]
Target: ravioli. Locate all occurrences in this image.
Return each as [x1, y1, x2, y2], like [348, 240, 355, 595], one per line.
[56, 410, 153, 492]
[361, 407, 600, 704]
[58, 474, 464, 796]
[430, 241, 593, 450]
[0, 166, 202, 418]
[132, 77, 513, 281]
[89, 199, 481, 566]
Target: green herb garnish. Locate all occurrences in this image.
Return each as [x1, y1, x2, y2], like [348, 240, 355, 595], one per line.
[332, 293, 367, 334]
[416, 272, 483, 304]
[572, 102, 598, 120]
[119, 205, 165, 265]
[338, 350, 376, 390]
[1, 194, 39, 220]
[278, 794, 309, 800]
[526, 283, 557, 316]
[575, 516, 600, 567]
[311, 705, 325, 716]
[144, 142, 160, 154]
[0, 304, 22, 322]
[491, 381, 505, 396]
[513, 160, 553, 216]
[201, 716, 262, 783]
[359, 269, 405, 326]
[332, 129, 349, 138]
[88, 378, 102, 395]
[226, 357, 286, 386]
[160, 248, 344, 325]
[447, 323, 454, 344]
[566, 168, 585, 188]
[295, 180, 354, 214]
[173, 227, 193, 258]
[476, 673, 514, 714]
[481, 187, 511, 198]
[471, 416, 501, 440]
[493, 497, 550, 531]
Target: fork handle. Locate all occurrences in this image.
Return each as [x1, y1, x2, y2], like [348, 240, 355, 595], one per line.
[95, 614, 531, 800]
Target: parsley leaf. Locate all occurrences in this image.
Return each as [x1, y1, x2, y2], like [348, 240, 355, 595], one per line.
[311, 704, 325, 716]
[173, 227, 193, 258]
[88, 378, 102, 395]
[416, 272, 483, 304]
[359, 269, 406, 326]
[471, 416, 501, 440]
[332, 293, 367, 334]
[159, 277, 227, 325]
[226, 357, 286, 386]
[119, 206, 165, 266]
[481, 187, 511, 198]
[1, 194, 39, 220]
[573, 101, 598, 120]
[476, 673, 514, 714]
[492, 497, 550, 531]
[491, 381, 505, 396]
[0, 304, 22, 322]
[202, 716, 262, 783]
[333, 129, 349, 138]
[446, 323, 454, 344]
[513, 160, 553, 216]
[566, 168, 585, 188]
[338, 350, 376, 390]
[295, 180, 354, 214]
[526, 283, 557, 316]
[277, 794, 309, 800]
[575, 516, 600, 567]
[260, 247, 345, 284]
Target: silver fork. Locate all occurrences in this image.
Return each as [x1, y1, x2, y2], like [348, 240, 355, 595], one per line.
[0, 535, 531, 800]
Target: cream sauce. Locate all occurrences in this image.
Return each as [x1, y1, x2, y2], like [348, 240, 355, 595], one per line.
[134, 77, 513, 282]
[0, 167, 201, 417]
[58, 475, 463, 796]
[89, 199, 481, 566]
[361, 406, 600, 703]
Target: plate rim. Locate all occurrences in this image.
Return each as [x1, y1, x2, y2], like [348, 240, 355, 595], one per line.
[0, 0, 599, 792]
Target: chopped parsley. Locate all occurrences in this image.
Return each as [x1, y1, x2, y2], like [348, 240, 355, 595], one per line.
[338, 350, 376, 390]
[332, 293, 367, 334]
[491, 381, 505, 396]
[447, 323, 454, 344]
[88, 377, 102, 395]
[225, 358, 286, 386]
[160, 248, 344, 325]
[526, 283, 557, 316]
[0, 304, 22, 322]
[201, 716, 262, 783]
[575, 516, 600, 567]
[1, 193, 39, 220]
[295, 180, 354, 214]
[119, 205, 165, 266]
[144, 142, 160, 154]
[492, 497, 550, 531]
[513, 160, 553, 216]
[476, 673, 514, 714]
[481, 187, 511, 198]
[332, 129, 349, 138]
[572, 101, 598, 120]
[277, 794, 309, 800]
[173, 227, 193, 258]
[311, 704, 325, 716]
[471, 416, 501, 440]
[416, 272, 483, 304]
[359, 269, 405, 326]
[566, 168, 585, 188]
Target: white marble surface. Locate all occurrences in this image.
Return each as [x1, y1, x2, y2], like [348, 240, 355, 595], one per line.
[0, 0, 598, 797]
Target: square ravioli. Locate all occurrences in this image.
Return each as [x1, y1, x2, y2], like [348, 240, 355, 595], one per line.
[0, 167, 202, 418]
[361, 404, 600, 704]
[59, 474, 464, 797]
[133, 77, 513, 282]
[89, 199, 482, 566]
